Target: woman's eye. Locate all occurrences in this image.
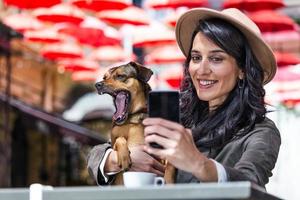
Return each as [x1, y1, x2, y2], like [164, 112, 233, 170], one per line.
[210, 57, 223, 63]
[191, 55, 201, 62]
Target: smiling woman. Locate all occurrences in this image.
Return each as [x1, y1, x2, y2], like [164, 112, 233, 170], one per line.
[87, 8, 281, 189]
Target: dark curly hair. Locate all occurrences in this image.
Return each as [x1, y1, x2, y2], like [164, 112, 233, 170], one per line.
[180, 18, 266, 148]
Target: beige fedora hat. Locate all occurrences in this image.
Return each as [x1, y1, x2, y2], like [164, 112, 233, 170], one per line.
[175, 8, 277, 84]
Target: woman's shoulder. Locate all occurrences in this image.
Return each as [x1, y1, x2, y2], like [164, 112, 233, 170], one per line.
[233, 117, 280, 144]
[252, 117, 280, 135]
[242, 117, 281, 144]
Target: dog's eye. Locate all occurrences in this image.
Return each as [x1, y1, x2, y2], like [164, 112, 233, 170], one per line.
[116, 74, 127, 81]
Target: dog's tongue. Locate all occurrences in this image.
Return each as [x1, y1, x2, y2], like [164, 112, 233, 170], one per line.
[113, 92, 127, 122]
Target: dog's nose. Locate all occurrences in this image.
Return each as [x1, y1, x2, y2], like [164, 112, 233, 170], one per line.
[95, 82, 103, 90]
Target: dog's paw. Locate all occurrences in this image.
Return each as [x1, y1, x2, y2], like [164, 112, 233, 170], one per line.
[117, 150, 132, 170]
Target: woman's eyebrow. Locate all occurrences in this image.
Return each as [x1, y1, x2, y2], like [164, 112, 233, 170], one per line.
[210, 49, 225, 53]
[191, 49, 199, 53]
[190, 49, 225, 54]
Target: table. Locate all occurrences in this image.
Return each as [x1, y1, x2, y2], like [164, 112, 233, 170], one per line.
[0, 181, 282, 200]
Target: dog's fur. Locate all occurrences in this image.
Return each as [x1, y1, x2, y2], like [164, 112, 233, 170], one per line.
[95, 62, 175, 185]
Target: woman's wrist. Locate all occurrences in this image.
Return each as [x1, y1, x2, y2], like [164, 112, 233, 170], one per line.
[104, 150, 121, 173]
[191, 153, 218, 182]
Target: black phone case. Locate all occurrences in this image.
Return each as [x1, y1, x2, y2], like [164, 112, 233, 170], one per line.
[148, 91, 180, 149]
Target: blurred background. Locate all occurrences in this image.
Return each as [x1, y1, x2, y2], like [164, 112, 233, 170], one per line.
[0, 0, 299, 199]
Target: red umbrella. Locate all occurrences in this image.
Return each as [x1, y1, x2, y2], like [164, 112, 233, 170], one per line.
[33, 4, 85, 24]
[133, 25, 176, 48]
[58, 59, 99, 72]
[97, 6, 150, 26]
[145, 0, 209, 10]
[97, 26, 123, 46]
[3, 13, 44, 33]
[262, 30, 300, 52]
[248, 10, 296, 33]
[89, 46, 128, 62]
[266, 65, 300, 93]
[222, 0, 285, 12]
[24, 28, 67, 43]
[265, 65, 300, 105]
[4, 0, 60, 9]
[59, 19, 122, 47]
[71, 0, 131, 12]
[41, 42, 83, 60]
[145, 46, 185, 64]
[274, 52, 300, 67]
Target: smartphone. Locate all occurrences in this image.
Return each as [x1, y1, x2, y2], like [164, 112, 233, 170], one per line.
[147, 91, 180, 149]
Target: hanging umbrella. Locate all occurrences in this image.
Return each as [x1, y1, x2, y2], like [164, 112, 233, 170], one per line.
[265, 64, 300, 105]
[3, 13, 44, 33]
[4, 0, 60, 9]
[24, 28, 67, 43]
[33, 4, 85, 25]
[248, 10, 296, 33]
[145, 45, 185, 64]
[274, 52, 300, 67]
[99, 26, 122, 46]
[41, 42, 83, 60]
[58, 59, 99, 72]
[145, 0, 209, 10]
[133, 25, 176, 48]
[58, 17, 104, 47]
[59, 19, 122, 47]
[222, 0, 285, 12]
[97, 6, 151, 26]
[71, 0, 131, 12]
[263, 30, 300, 52]
[267, 64, 300, 93]
[89, 46, 128, 62]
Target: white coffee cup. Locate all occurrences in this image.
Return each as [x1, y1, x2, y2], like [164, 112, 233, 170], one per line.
[123, 172, 165, 188]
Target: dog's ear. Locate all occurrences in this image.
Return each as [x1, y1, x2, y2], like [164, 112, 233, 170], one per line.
[129, 62, 153, 83]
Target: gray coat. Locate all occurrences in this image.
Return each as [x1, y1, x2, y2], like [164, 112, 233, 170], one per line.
[87, 117, 280, 187]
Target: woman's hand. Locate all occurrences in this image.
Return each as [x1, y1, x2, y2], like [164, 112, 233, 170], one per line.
[143, 118, 217, 181]
[104, 145, 165, 177]
[128, 145, 165, 176]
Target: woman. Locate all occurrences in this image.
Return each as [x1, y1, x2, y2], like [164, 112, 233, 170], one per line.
[87, 8, 280, 187]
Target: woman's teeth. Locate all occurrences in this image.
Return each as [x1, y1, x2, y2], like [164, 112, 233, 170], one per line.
[199, 80, 217, 86]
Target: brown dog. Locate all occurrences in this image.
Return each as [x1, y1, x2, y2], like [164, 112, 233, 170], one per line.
[95, 61, 175, 185]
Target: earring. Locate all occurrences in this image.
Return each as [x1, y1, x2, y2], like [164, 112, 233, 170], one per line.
[238, 78, 244, 89]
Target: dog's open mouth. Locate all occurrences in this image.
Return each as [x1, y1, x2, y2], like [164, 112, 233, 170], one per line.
[113, 91, 130, 124]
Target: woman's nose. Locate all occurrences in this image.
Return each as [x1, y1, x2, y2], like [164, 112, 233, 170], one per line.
[196, 59, 211, 75]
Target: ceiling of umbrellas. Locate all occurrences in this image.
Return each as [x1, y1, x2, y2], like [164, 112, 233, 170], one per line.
[1, 0, 300, 106]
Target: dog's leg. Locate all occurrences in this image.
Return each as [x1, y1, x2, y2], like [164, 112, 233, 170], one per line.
[114, 137, 132, 170]
[164, 162, 176, 184]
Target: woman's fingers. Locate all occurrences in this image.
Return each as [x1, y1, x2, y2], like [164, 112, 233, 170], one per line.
[144, 120, 185, 140]
[129, 145, 165, 176]
[150, 160, 165, 177]
[143, 118, 184, 133]
[144, 133, 176, 150]
[143, 144, 165, 159]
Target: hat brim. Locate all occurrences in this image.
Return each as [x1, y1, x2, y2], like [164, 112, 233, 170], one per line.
[175, 8, 276, 84]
